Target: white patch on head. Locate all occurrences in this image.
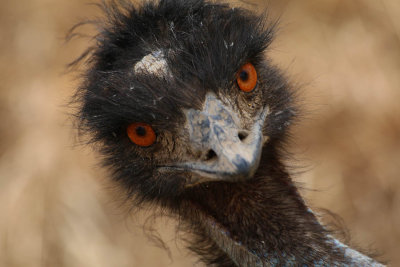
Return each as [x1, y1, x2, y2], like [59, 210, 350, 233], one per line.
[134, 50, 171, 78]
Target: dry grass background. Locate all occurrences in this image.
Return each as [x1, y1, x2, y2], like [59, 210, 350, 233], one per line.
[0, 0, 399, 266]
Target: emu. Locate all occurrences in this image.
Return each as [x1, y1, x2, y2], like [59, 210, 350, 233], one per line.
[74, 0, 385, 266]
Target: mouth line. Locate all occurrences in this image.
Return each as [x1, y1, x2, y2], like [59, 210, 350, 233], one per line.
[157, 164, 263, 187]
[157, 165, 238, 179]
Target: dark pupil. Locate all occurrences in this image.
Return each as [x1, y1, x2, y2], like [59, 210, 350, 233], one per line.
[239, 70, 249, 81]
[135, 126, 147, 137]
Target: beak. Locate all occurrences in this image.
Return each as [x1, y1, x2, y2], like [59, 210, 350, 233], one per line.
[182, 93, 268, 182]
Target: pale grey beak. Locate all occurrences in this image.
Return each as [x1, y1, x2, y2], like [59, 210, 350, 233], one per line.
[183, 93, 268, 182]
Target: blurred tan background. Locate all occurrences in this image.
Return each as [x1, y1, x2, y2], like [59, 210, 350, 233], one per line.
[0, 0, 399, 266]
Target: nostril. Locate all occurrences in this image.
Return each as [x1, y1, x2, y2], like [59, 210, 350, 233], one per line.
[205, 149, 217, 161]
[238, 131, 249, 141]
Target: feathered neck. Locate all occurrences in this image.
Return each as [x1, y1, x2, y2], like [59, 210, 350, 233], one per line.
[178, 147, 384, 266]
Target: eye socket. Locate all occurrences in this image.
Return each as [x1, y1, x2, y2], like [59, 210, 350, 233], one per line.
[236, 63, 257, 92]
[127, 123, 156, 147]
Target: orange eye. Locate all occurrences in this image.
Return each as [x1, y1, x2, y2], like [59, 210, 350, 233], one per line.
[127, 123, 156, 147]
[236, 63, 257, 92]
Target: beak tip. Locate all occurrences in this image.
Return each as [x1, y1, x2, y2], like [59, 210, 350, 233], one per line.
[232, 155, 256, 179]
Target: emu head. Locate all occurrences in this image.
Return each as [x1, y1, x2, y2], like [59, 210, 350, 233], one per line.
[75, 1, 388, 266]
[78, 0, 294, 205]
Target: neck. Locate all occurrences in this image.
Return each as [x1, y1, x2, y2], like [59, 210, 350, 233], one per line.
[179, 147, 384, 266]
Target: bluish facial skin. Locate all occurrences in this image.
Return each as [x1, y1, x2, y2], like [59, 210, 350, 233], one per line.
[180, 92, 269, 182]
